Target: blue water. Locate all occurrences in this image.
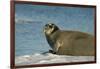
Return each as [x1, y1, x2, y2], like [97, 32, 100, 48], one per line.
[15, 22, 51, 56]
[15, 4, 95, 57]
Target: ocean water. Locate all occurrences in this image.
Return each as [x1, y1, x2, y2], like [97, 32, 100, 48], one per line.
[15, 22, 51, 56]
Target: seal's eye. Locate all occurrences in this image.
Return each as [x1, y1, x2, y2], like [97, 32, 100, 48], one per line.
[51, 24, 54, 26]
[49, 25, 53, 28]
[45, 23, 55, 29]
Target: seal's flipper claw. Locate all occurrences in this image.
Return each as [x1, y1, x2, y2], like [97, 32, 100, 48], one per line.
[49, 50, 56, 54]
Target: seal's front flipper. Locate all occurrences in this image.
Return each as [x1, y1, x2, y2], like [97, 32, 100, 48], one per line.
[49, 50, 56, 54]
[54, 40, 63, 53]
[41, 50, 56, 55]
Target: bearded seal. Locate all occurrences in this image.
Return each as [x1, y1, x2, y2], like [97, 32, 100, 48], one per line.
[43, 23, 95, 56]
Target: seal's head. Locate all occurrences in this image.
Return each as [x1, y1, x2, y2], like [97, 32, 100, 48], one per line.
[43, 23, 59, 35]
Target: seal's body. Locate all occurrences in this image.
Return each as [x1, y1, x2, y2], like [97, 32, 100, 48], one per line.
[43, 23, 95, 56]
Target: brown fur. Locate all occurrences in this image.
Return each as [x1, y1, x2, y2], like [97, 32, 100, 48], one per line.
[44, 23, 95, 56]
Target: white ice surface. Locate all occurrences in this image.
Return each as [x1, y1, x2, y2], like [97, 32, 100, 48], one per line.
[15, 53, 94, 66]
